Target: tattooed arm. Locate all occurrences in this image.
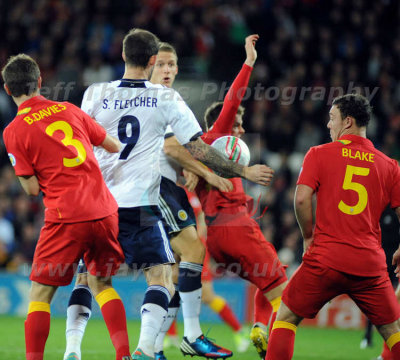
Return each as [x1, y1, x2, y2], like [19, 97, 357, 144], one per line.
[184, 137, 274, 186]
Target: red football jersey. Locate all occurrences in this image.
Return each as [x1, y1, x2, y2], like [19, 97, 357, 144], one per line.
[4, 95, 117, 223]
[196, 64, 252, 219]
[298, 134, 400, 276]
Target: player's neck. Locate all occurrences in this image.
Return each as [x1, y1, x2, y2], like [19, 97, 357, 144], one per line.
[123, 66, 150, 81]
[340, 128, 367, 139]
[13, 91, 40, 107]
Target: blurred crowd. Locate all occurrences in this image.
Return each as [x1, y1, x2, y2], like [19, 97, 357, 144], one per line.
[0, 0, 399, 276]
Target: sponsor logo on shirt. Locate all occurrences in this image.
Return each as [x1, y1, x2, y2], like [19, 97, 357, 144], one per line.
[8, 153, 16, 167]
[17, 107, 31, 116]
[23, 104, 67, 125]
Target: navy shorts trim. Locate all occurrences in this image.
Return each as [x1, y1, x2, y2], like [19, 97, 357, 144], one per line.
[159, 177, 196, 234]
[118, 206, 175, 269]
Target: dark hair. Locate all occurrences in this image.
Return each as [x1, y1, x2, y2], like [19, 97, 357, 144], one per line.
[1, 54, 40, 97]
[204, 101, 245, 131]
[158, 42, 178, 59]
[123, 28, 160, 68]
[332, 94, 372, 127]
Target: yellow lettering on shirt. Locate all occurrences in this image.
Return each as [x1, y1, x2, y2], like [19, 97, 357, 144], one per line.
[342, 148, 375, 163]
[23, 104, 67, 125]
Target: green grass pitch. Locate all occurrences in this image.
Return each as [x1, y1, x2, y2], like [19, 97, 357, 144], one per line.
[0, 315, 382, 359]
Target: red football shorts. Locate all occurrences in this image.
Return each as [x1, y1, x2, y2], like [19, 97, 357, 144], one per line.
[30, 212, 124, 286]
[206, 215, 287, 292]
[283, 258, 400, 326]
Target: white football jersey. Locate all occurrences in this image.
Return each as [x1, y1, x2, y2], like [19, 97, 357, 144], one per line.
[81, 79, 202, 207]
[159, 126, 182, 183]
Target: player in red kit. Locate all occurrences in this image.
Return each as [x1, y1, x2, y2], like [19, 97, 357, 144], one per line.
[267, 94, 400, 360]
[195, 34, 288, 359]
[2, 54, 131, 360]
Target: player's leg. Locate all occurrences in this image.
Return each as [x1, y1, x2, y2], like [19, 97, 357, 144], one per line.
[351, 274, 400, 360]
[159, 181, 232, 358]
[201, 280, 249, 352]
[64, 264, 93, 360]
[376, 320, 400, 360]
[360, 319, 374, 349]
[250, 281, 288, 359]
[154, 261, 180, 360]
[25, 281, 58, 360]
[87, 274, 131, 360]
[266, 301, 302, 360]
[27, 221, 78, 360]
[267, 260, 343, 360]
[374, 283, 400, 360]
[85, 212, 131, 360]
[133, 263, 175, 360]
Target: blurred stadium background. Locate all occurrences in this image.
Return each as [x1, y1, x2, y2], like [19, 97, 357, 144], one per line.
[0, 0, 399, 359]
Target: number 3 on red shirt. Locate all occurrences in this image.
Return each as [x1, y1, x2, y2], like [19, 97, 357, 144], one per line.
[338, 165, 370, 215]
[45, 121, 87, 167]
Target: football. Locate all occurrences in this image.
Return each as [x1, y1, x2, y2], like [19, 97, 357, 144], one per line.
[211, 135, 251, 166]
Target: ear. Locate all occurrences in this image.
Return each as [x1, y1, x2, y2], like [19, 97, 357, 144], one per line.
[38, 76, 42, 89]
[175, 65, 178, 75]
[344, 116, 353, 129]
[3, 83, 11, 96]
[122, 51, 126, 62]
[148, 55, 157, 67]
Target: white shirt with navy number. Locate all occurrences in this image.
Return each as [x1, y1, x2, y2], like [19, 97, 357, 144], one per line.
[159, 125, 183, 184]
[81, 79, 202, 208]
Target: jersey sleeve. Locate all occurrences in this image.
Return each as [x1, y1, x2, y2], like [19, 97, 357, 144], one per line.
[390, 160, 400, 208]
[297, 147, 320, 190]
[206, 64, 253, 140]
[3, 126, 34, 176]
[164, 89, 203, 145]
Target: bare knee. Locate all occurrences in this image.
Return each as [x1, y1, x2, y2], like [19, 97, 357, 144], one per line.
[75, 272, 89, 286]
[171, 226, 205, 264]
[377, 320, 400, 341]
[145, 264, 175, 298]
[30, 281, 58, 304]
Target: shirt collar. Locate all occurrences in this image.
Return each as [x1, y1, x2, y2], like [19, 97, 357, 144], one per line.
[17, 95, 46, 111]
[338, 134, 373, 148]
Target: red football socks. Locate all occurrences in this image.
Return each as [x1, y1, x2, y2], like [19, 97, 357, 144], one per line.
[209, 296, 241, 332]
[167, 319, 178, 336]
[254, 288, 272, 326]
[25, 302, 51, 360]
[96, 288, 130, 360]
[266, 321, 297, 360]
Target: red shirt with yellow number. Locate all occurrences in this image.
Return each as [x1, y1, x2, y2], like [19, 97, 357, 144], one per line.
[298, 134, 400, 276]
[3, 95, 117, 223]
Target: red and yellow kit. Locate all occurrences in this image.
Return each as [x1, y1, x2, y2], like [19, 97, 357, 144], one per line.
[4, 95, 117, 223]
[195, 64, 287, 291]
[3, 96, 123, 285]
[298, 134, 400, 277]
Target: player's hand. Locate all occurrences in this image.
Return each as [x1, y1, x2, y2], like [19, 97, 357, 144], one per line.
[204, 171, 233, 192]
[183, 170, 199, 192]
[244, 34, 259, 67]
[392, 248, 400, 277]
[243, 164, 274, 186]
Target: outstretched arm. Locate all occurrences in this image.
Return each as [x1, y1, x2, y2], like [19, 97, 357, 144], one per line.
[100, 134, 121, 153]
[184, 137, 273, 186]
[294, 184, 315, 255]
[164, 136, 233, 192]
[207, 34, 259, 138]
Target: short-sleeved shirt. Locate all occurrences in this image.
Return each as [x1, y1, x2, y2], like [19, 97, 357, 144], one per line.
[81, 80, 202, 208]
[298, 134, 400, 276]
[3, 95, 117, 223]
